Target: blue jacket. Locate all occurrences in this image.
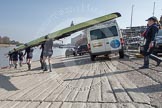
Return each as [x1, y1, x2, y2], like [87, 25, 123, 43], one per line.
[145, 23, 159, 45]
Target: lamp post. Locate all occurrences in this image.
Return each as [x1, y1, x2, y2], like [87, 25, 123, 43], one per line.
[153, 2, 155, 16]
[130, 5, 134, 28]
[130, 5, 134, 38]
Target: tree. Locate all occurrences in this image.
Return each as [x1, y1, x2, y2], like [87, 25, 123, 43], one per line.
[0, 36, 2, 44]
[2, 36, 10, 44]
[0, 36, 21, 45]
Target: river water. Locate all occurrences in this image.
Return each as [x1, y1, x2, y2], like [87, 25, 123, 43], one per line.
[0, 46, 66, 68]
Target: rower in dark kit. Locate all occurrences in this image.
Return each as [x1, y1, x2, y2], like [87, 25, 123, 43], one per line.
[42, 36, 53, 72]
[12, 48, 19, 69]
[7, 51, 13, 68]
[40, 42, 45, 69]
[24, 47, 34, 70]
[18, 51, 24, 67]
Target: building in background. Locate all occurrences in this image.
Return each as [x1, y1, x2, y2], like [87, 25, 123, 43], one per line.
[71, 30, 88, 47]
[121, 26, 147, 37]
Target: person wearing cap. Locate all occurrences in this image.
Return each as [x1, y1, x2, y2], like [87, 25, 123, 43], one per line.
[139, 16, 160, 69]
[42, 36, 53, 72]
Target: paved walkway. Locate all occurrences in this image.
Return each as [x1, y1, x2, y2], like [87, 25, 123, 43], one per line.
[0, 55, 162, 108]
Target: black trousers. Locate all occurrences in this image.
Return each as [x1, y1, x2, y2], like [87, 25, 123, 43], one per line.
[143, 45, 161, 67]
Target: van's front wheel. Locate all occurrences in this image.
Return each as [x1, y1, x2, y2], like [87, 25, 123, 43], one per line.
[90, 55, 96, 61]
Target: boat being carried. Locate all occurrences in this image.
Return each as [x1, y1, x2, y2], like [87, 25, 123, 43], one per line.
[9, 12, 121, 54]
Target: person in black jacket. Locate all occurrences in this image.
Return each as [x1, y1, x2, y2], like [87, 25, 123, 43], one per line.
[42, 36, 53, 72]
[40, 42, 45, 69]
[18, 51, 24, 67]
[12, 48, 19, 69]
[139, 17, 160, 69]
[7, 51, 13, 68]
[24, 47, 34, 70]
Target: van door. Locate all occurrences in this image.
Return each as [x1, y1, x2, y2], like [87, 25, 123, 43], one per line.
[104, 25, 121, 52]
[90, 29, 106, 53]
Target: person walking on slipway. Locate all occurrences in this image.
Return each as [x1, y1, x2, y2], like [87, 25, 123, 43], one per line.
[12, 48, 19, 69]
[24, 47, 34, 70]
[42, 36, 53, 72]
[7, 51, 13, 68]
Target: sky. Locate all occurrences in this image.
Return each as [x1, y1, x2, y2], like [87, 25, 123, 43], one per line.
[0, 0, 162, 44]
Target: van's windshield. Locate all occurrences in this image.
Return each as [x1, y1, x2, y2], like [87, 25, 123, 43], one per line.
[90, 26, 118, 41]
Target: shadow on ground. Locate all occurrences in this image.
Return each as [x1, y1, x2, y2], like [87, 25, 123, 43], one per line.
[61, 54, 90, 61]
[52, 55, 120, 69]
[52, 57, 93, 69]
[31, 55, 121, 72]
[113, 84, 162, 94]
[0, 74, 18, 91]
[64, 69, 134, 81]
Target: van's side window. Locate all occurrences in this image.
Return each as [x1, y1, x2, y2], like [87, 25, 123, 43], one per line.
[90, 26, 118, 40]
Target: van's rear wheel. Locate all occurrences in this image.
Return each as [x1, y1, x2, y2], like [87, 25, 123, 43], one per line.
[119, 49, 124, 59]
[90, 55, 96, 61]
